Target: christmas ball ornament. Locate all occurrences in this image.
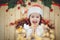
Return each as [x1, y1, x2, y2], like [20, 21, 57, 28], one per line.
[28, 2, 31, 6]
[18, 6, 20, 10]
[50, 8, 53, 12]
[50, 29, 54, 34]
[6, 9, 9, 12]
[16, 26, 23, 33]
[50, 34, 54, 39]
[10, 22, 14, 25]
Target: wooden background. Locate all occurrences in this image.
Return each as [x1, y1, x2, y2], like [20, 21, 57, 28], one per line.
[0, 0, 60, 40]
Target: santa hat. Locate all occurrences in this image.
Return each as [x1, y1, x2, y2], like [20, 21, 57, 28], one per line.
[27, 6, 43, 18]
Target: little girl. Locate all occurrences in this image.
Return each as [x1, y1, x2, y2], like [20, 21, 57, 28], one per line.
[15, 6, 55, 40]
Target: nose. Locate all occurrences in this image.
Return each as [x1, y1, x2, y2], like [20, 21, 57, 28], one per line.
[34, 17, 37, 20]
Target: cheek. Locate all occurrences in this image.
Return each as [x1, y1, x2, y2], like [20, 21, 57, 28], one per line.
[30, 17, 33, 23]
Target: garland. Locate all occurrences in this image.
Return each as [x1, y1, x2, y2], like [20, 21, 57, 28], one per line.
[0, 0, 60, 9]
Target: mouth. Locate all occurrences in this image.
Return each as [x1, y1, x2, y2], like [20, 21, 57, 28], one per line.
[32, 21, 37, 24]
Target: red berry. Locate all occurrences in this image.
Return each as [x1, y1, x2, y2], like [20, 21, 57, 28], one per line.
[6, 9, 8, 12]
[50, 8, 53, 12]
[28, 2, 31, 6]
[18, 7, 20, 10]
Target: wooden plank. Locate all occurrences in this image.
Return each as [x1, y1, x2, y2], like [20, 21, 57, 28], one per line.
[4, 6, 10, 40]
[56, 7, 60, 40]
[0, 6, 5, 40]
[49, 5, 56, 40]
[43, 6, 50, 20]
[50, 5, 55, 25]
[8, 8, 16, 40]
[54, 6, 60, 40]
[14, 4, 21, 20]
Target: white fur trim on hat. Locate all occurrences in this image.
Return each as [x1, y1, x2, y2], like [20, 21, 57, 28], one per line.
[27, 7, 43, 18]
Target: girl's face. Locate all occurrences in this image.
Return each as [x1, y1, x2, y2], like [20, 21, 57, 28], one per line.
[30, 13, 41, 26]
